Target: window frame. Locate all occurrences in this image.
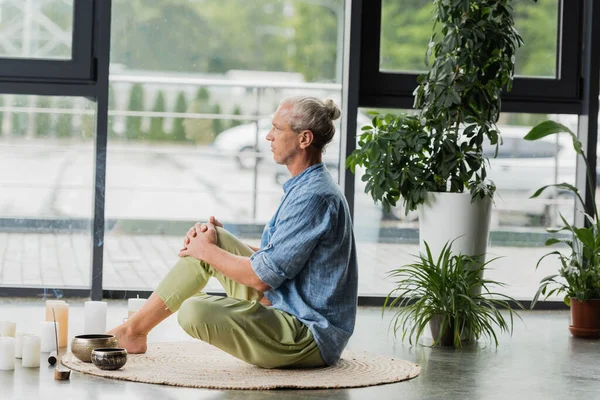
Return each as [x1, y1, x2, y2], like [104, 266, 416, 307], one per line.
[0, 0, 95, 82]
[359, 0, 583, 114]
[0, 0, 111, 300]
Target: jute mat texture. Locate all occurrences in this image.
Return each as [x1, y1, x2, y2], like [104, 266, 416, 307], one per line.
[61, 341, 421, 390]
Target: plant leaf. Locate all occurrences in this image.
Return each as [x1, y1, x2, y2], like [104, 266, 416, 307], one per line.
[524, 120, 581, 154]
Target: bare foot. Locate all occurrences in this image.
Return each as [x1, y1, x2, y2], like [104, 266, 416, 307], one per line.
[107, 324, 148, 354]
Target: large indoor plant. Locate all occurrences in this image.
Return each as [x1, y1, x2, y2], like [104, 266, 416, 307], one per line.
[526, 121, 600, 338]
[346, 0, 531, 259]
[383, 240, 521, 347]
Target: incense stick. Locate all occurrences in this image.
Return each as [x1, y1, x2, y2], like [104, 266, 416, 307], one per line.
[52, 309, 59, 355]
[47, 309, 59, 366]
[51, 308, 71, 380]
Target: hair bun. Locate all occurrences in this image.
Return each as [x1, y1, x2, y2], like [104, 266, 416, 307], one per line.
[324, 99, 341, 121]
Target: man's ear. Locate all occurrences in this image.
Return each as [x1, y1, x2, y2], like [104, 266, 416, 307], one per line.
[299, 130, 314, 149]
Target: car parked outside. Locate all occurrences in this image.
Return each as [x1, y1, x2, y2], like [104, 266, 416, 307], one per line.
[212, 118, 273, 170]
[211, 112, 371, 179]
[484, 126, 577, 226]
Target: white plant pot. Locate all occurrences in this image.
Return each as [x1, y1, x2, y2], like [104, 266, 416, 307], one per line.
[418, 191, 493, 261]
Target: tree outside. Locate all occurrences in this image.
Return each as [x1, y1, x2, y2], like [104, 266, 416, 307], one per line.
[126, 84, 145, 140]
[107, 0, 559, 138]
[183, 102, 215, 145]
[80, 102, 95, 140]
[287, 0, 341, 82]
[108, 0, 557, 84]
[149, 91, 167, 141]
[213, 104, 224, 136]
[230, 105, 243, 129]
[182, 87, 216, 143]
[35, 96, 52, 137]
[55, 99, 74, 138]
[108, 84, 118, 138]
[513, 0, 558, 78]
[379, 0, 557, 78]
[195, 88, 210, 102]
[172, 92, 188, 142]
[11, 96, 26, 137]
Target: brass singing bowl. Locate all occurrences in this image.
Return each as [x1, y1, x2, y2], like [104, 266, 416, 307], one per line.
[71, 334, 118, 363]
[91, 348, 128, 371]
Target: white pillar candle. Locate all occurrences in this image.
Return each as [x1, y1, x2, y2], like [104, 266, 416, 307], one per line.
[22, 335, 41, 368]
[40, 321, 59, 353]
[128, 297, 146, 318]
[0, 337, 15, 370]
[0, 321, 17, 337]
[84, 301, 107, 334]
[14, 331, 28, 359]
[45, 300, 69, 348]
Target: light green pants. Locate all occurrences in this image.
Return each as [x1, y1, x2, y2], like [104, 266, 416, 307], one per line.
[155, 227, 325, 369]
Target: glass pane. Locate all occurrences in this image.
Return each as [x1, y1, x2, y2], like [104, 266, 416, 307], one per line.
[353, 109, 577, 300]
[0, 0, 74, 60]
[0, 95, 96, 289]
[110, 0, 344, 83]
[105, 0, 347, 291]
[380, 0, 559, 78]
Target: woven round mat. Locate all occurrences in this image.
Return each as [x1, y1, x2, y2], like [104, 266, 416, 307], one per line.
[61, 341, 420, 390]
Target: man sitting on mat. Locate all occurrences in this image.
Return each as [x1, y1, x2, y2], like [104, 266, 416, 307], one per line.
[108, 96, 358, 368]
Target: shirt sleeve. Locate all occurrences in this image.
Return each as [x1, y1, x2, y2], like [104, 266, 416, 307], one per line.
[250, 192, 334, 290]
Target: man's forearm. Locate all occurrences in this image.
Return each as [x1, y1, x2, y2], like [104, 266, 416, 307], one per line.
[203, 245, 270, 292]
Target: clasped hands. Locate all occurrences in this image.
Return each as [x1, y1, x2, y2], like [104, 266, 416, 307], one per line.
[178, 216, 222, 260]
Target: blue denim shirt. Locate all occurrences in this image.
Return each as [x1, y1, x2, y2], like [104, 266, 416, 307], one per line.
[250, 163, 358, 365]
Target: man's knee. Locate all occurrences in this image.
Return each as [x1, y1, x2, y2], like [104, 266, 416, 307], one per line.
[175, 255, 212, 278]
[177, 296, 222, 333]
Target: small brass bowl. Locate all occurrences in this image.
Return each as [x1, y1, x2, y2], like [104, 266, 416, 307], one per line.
[71, 334, 118, 363]
[91, 348, 128, 371]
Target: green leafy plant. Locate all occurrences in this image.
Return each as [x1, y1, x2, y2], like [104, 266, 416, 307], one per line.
[383, 241, 522, 347]
[525, 121, 600, 307]
[346, 0, 534, 215]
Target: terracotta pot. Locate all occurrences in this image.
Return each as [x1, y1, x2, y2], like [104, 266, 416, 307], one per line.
[569, 298, 600, 339]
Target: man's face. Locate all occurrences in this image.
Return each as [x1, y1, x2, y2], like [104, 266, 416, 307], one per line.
[266, 104, 302, 165]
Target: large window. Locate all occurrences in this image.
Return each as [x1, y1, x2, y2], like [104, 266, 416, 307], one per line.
[0, 0, 94, 81]
[0, 95, 96, 289]
[103, 0, 346, 291]
[0, 0, 597, 304]
[352, 109, 576, 300]
[0, 0, 74, 60]
[379, 0, 559, 78]
[361, 0, 581, 112]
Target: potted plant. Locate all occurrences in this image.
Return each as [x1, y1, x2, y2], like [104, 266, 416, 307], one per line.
[383, 240, 522, 347]
[526, 121, 600, 338]
[346, 0, 530, 259]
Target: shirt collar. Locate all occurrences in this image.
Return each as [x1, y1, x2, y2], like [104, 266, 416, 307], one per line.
[282, 163, 324, 193]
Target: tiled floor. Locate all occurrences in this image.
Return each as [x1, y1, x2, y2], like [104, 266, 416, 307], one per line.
[1, 232, 563, 300]
[0, 299, 598, 399]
